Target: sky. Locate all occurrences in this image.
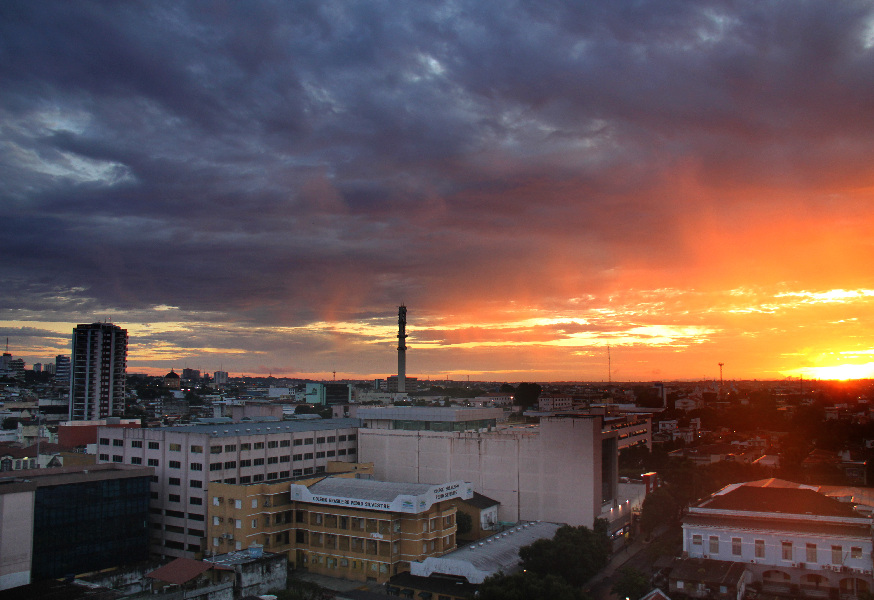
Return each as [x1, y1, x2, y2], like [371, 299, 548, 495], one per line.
[3, 1, 874, 383]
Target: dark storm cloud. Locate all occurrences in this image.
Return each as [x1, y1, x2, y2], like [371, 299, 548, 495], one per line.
[2, 0, 874, 337]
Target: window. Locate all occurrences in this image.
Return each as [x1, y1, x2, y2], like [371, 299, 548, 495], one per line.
[293, 454, 302, 461]
[326, 450, 335, 457]
[327, 436, 335, 443]
[147, 458, 159, 467]
[169, 460, 181, 469]
[303, 438, 313, 445]
[338, 449, 346, 456]
[190, 445, 203, 453]
[268, 441, 278, 448]
[339, 435, 347, 442]
[240, 443, 251, 451]
[169, 443, 181, 451]
[235, 519, 242, 529]
[210, 445, 222, 454]
[112, 455, 123, 462]
[253, 458, 264, 466]
[732, 538, 742, 556]
[168, 494, 180, 503]
[303, 453, 313, 460]
[132, 440, 143, 448]
[347, 448, 356, 455]
[131, 456, 142, 464]
[169, 477, 181, 486]
[224, 444, 236, 452]
[292, 469, 302, 477]
[190, 497, 202, 505]
[148, 442, 160, 450]
[224, 477, 236, 484]
[252, 519, 258, 528]
[112, 439, 124, 447]
[240, 459, 251, 467]
[252, 499, 258, 508]
[213, 496, 222, 506]
[316, 451, 326, 458]
[240, 476, 251, 483]
[303, 467, 313, 475]
[280, 440, 290, 447]
[224, 461, 236, 469]
[254, 442, 264, 450]
[267, 472, 278, 480]
[852, 547, 863, 559]
[293, 439, 303, 446]
[190, 462, 203, 470]
[99, 438, 109, 445]
[190, 480, 202, 488]
[316, 437, 325, 444]
[234, 499, 242, 509]
[213, 516, 220, 525]
[279, 470, 289, 478]
[709, 536, 719, 554]
[267, 456, 278, 464]
[210, 463, 222, 471]
[832, 545, 843, 564]
[347, 434, 356, 441]
[807, 543, 817, 563]
[783, 541, 793, 561]
[280, 455, 290, 462]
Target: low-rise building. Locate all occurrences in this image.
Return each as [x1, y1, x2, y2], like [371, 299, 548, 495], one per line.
[206, 475, 471, 583]
[682, 479, 874, 597]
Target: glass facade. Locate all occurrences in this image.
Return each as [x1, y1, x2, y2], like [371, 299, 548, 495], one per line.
[32, 475, 150, 580]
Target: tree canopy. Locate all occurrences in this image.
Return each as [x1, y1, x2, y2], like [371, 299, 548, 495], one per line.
[519, 520, 610, 587]
[477, 571, 590, 600]
[513, 382, 542, 408]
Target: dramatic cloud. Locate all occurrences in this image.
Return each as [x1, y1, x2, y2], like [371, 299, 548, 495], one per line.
[2, 0, 874, 380]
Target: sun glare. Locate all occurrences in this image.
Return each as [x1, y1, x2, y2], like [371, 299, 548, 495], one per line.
[796, 363, 874, 381]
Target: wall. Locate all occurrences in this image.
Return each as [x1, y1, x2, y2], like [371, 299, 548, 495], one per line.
[0, 488, 34, 590]
[360, 416, 610, 527]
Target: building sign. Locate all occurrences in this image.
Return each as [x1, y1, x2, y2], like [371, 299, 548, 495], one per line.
[290, 480, 474, 514]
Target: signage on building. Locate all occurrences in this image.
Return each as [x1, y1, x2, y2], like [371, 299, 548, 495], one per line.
[290, 480, 474, 513]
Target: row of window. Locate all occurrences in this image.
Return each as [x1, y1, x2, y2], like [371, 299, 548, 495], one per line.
[99, 435, 357, 450]
[115, 449, 356, 469]
[691, 535, 863, 563]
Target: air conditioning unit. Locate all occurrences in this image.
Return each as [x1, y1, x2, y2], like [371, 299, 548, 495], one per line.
[217, 517, 224, 523]
[264, 499, 271, 507]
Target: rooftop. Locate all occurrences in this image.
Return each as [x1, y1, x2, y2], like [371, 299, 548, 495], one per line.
[308, 477, 434, 502]
[698, 483, 862, 518]
[154, 418, 360, 437]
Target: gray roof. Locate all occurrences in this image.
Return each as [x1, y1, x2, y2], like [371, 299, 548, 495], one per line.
[158, 418, 360, 437]
[411, 521, 561, 583]
[308, 477, 434, 502]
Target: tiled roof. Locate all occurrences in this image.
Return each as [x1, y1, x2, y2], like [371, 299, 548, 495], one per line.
[146, 558, 231, 585]
[699, 485, 860, 518]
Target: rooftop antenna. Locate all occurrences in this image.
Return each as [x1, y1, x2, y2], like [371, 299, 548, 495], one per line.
[718, 362, 724, 387]
[333, 370, 336, 381]
[607, 346, 612, 385]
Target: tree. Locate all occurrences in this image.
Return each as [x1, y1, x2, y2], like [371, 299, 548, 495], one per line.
[499, 383, 516, 394]
[639, 486, 680, 536]
[514, 382, 542, 409]
[612, 567, 651, 600]
[477, 571, 590, 600]
[519, 520, 610, 587]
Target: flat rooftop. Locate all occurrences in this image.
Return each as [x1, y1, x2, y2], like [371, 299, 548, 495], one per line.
[153, 418, 361, 437]
[308, 477, 435, 502]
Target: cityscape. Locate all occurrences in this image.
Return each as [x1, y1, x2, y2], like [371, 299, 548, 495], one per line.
[3, 2, 874, 600]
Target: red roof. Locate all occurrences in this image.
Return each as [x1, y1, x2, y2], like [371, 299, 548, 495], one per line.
[146, 558, 232, 585]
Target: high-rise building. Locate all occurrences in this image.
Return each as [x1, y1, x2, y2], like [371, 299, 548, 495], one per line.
[213, 371, 229, 386]
[68, 323, 128, 421]
[53, 355, 70, 383]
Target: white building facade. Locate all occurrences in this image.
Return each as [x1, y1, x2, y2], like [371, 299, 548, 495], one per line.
[97, 419, 360, 559]
[683, 480, 874, 597]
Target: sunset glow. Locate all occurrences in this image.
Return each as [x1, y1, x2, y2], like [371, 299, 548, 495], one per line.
[3, 2, 874, 381]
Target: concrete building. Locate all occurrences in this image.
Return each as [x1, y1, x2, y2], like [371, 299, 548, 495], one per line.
[357, 406, 503, 432]
[53, 355, 70, 384]
[304, 382, 352, 406]
[0, 463, 152, 590]
[204, 548, 287, 598]
[206, 474, 469, 583]
[359, 412, 621, 528]
[682, 479, 874, 597]
[68, 323, 128, 421]
[96, 419, 361, 559]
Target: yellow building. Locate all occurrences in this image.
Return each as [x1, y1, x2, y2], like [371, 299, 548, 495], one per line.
[206, 469, 471, 583]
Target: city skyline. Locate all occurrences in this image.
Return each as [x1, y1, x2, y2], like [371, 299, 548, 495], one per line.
[3, 2, 874, 382]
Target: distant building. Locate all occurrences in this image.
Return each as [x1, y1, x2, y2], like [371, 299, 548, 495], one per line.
[164, 370, 181, 390]
[213, 371, 229, 386]
[53, 355, 69, 383]
[181, 368, 201, 384]
[304, 382, 352, 406]
[32, 363, 42, 373]
[68, 323, 128, 421]
[387, 376, 417, 393]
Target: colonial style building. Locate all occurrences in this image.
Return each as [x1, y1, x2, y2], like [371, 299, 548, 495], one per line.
[682, 479, 874, 598]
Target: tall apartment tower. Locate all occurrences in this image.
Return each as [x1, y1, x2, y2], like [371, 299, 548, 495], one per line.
[397, 305, 407, 393]
[54, 354, 70, 384]
[69, 323, 128, 421]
